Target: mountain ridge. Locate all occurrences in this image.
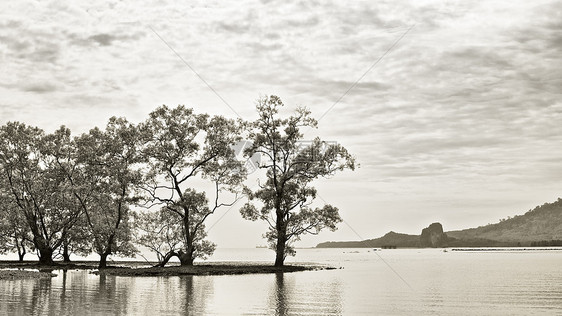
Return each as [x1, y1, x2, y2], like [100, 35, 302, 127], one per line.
[317, 198, 562, 248]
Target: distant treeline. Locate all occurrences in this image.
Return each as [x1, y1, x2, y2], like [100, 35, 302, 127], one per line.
[529, 240, 562, 247]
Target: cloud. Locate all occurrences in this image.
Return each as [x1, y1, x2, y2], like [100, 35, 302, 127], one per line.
[217, 15, 253, 34]
[89, 33, 121, 46]
[66, 30, 146, 47]
[22, 82, 60, 93]
[0, 20, 62, 64]
[1, 0, 562, 243]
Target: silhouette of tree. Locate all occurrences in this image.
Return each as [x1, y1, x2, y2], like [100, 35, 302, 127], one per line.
[241, 96, 355, 266]
[140, 105, 246, 266]
[0, 122, 82, 264]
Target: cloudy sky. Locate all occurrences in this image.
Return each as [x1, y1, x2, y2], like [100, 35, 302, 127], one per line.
[1, 0, 561, 248]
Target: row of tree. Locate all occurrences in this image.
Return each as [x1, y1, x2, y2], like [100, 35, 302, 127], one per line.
[0, 96, 355, 268]
[529, 240, 562, 247]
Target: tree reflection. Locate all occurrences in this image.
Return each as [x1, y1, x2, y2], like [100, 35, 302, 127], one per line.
[29, 276, 53, 315]
[268, 272, 343, 315]
[180, 276, 214, 315]
[183, 276, 195, 313]
[273, 273, 287, 316]
[94, 273, 130, 315]
[95, 273, 112, 300]
[60, 270, 67, 306]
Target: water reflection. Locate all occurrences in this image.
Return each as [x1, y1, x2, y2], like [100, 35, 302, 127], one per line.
[0, 270, 134, 315]
[95, 273, 130, 315]
[1, 249, 560, 315]
[31, 277, 53, 315]
[115, 275, 215, 315]
[273, 273, 288, 315]
[60, 270, 67, 304]
[180, 276, 214, 315]
[268, 272, 343, 315]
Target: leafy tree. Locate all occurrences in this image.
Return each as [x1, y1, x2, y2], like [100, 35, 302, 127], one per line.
[240, 96, 355, 266]
[0, 122, 82, 265]
[0, 190, 34, 261]
[56, 216, 92, 262]
[41, 127, 94, 263]
[135, 209, 187, 267]
[140, 105, 246, 266]
[50, 118, 141, 268]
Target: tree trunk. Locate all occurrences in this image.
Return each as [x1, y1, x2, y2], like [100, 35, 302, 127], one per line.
[38, 247, 54, 265]
[99, 233, 116, 269]
[275, 228, 287, 267]
[180, 215, 195, 266]
[62, 242, 71, 262]
[274, 207, 287, 267]
[98, 252, 110, 269]
[17, 243, 26, 262]
[34, 235, 54, 265]
[178, 250, 195, 266]
[154, 251, 178, 268]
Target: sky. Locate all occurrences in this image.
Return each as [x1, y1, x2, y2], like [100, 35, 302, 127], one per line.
[1, 0, 561, 248]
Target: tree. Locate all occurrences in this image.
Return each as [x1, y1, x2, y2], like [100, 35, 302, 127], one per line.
[135, 209, 188, 267]
[51, 118, 141, 268]
[240, 96, 355, 266]
[0, 190, 34, 261]
[0, 122, 82, 265]
[140, 105, 246, 266]
[56, 215, 92, 262]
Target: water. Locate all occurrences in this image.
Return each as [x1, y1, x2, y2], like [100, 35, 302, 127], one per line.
[1, 248, 561, 315]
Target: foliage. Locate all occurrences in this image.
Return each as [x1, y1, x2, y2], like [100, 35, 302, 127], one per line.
[56, 215, 92, 261]
[140, 105, 245, 265]
[60, 118, 142, 267]
[135, 209, 184, 265]
[0, 190, 34, 260]
[135, 208, 216, 267]
[0, 122, 83, 264]
[240, 95, 355, 266]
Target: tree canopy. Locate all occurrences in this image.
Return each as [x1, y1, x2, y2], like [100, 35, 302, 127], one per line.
[240, 95, 355, 266]
[137, 105, 246, 266]
[0, 122, 82, 264]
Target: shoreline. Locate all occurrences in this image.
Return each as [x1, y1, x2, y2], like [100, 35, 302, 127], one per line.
[0, 260, 336, 277]
[451, 247, 562, 252]
[0, 269, 57, 280]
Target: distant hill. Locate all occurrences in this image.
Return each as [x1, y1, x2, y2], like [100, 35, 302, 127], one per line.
[317, 198, 562, 248]
[317, 231, 419, 248]
[447, 198, 562, 245]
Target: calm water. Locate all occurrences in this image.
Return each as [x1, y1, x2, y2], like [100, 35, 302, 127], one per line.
[1, 248, 561, 315]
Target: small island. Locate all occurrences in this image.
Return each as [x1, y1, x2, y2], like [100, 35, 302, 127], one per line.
[0, 97, 352, 273]
[0, 259, 335, 278]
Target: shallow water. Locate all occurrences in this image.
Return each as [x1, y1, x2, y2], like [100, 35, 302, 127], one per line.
[1, 248, 561, 315]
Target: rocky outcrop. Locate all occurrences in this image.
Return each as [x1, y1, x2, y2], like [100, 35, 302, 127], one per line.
[420, 222, 449, 247]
